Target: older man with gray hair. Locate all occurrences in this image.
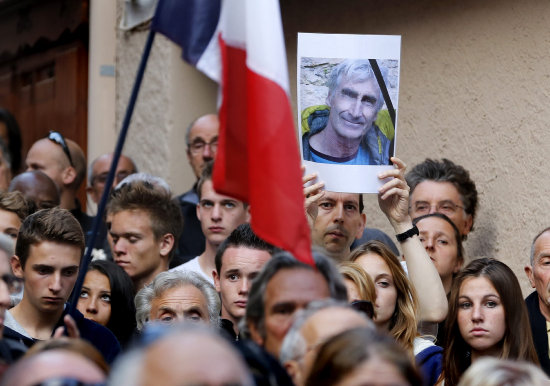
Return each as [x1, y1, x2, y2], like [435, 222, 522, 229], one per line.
[280, 299, 373, 386]
[135, 270, 221, 330]
[301, 59, 392, 165]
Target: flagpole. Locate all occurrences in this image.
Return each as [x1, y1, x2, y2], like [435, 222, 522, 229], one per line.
[66, 29, 157, 319]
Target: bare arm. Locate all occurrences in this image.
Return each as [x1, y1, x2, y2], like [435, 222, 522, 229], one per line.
[378, 157, 448, 323]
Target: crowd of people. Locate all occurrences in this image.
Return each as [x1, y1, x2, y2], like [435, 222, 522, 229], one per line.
[0, 99, 549, 386]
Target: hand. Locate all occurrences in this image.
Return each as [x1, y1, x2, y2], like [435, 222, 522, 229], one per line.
[377, 157, 412, 232]
[53, 314, 80, 339]
[302, 166, 325, 229]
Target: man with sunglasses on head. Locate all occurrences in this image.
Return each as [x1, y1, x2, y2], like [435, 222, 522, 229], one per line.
[173, 114, 219, 267]
[25, 132, 92, 235]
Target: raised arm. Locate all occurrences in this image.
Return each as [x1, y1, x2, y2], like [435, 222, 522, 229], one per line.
[378, 157, 448, 323]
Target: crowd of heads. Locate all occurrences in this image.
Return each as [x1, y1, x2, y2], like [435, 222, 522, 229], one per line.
[0, 111, 545, 386]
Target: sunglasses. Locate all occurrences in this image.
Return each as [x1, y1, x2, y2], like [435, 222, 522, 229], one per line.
[47, 131, 74, 167]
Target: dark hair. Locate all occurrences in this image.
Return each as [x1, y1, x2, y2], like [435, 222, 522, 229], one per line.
[243, 250, 347, 340]
[442, 258, 539, 386]
[305, 327, 422, 386]
[107, 180, 182, 261]
[0, 108, 22, 175]
[86, 260, 136, 347]
[15, 208, 84, 269]
[197, 160, 214, 201]
[406, 158, 478, 234]
[413, 212, 464, 265]
[215, 224, 276, 274]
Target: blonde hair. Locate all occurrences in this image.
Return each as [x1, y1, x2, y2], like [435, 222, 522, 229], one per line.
[339, 261, 377, 317]
[349, 241, 418, 352]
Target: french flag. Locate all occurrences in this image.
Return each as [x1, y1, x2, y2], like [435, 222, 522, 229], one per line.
[152, 0, 313, 265]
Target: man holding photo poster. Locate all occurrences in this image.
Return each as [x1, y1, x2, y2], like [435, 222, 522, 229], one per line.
[302, 60, 393, 165]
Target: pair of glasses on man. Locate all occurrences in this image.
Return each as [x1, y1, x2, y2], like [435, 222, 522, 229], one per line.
[47, 131, 74, 167]
[188, 139, 218, 155]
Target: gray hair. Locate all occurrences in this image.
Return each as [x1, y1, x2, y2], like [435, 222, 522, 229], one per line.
[327, 59, 387, 111]
[87, 153, 137, 187]
[115, 173, 171, 196]
[241, 250, 348, 341]
[135, 270, 220, 330]
[530, 227, 550, 266]
[458, 357, 548, 386]
[109, 323, 254, 386]
[279, 299, 358, 364]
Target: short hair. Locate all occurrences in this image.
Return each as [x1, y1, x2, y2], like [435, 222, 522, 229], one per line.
[115, 173, 170, 196]
[442, 258, 539, 386]
[134, 270, 221, 330]
[457, 357, 548, 386]
[529, 227, 550, 266]
[15, 208, 84, 269]
[327, 60, 387, 111]
[0, 191, 30, 222]
[406, 158, 478, 236]
[215, 224, 276, 274]
[305, 327, 422, 386]
[413, 213, 464, 266]
[107, 180, 182, 260]
[279, 299, 368, 364]
[348, 241, 418, 352]
[0, 108, 22, 175]
[196, 160, 213, 200]
[86, 260, 136, 347]
[242, 250, 348, 341]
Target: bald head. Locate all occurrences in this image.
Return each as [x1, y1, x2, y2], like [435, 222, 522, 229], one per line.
[186, 114, 219, 179]
[9, 170, 60, 210]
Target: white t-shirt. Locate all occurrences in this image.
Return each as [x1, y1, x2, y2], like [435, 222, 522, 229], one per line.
[170, 256, 214, 285]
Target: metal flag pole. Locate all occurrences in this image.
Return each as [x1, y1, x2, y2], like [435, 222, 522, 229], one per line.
[66, 28, 157, 318]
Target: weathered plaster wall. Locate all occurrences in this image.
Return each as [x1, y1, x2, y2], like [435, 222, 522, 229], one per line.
[282, 0, 550, 294]
[114, 0, 550, 294]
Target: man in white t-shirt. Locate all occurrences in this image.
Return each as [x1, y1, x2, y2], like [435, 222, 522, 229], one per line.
[171, 161, 249, 284]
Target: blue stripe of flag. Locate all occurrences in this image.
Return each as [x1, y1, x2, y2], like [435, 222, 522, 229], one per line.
[151, 0, 221, 66]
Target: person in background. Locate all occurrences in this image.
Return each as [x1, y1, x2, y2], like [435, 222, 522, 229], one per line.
[9, 171, 60, 211]
[0, 108, 23, 176]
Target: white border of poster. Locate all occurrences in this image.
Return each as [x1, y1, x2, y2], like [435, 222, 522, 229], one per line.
[298, 33, 401, 193]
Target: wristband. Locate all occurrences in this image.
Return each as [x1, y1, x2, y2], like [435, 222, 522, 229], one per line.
[395, 225, 419, 242]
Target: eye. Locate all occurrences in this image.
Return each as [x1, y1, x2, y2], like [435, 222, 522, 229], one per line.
[377, 280, 390, 288]
[486, 300, 498, 308]
[4, 232, 17, 240]
[100, 294, 111, 303]
[63, 268, 78, 277]
[128, 236, 139, 244]
[80, 290, 89, 299]
[437, 238, 449, 245]
[418, 236, 426, 243]
[36, 267, 52, 275]
[200, 200, 213, 208]
[459, 301, 472, 309]
[223, 201, 236, 209]
[415, 203, 429, 212]
[160, 316, 173, 322]
[228, 274, 239, 281]
[440, 204, 454, 211]
[319, 201, 333, 209]
[344, 204, 357, 212]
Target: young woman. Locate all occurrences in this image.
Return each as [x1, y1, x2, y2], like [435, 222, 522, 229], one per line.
[350, 241, 444, 385]
[440, 258, 538, 386]
[77, 260, 136, 347]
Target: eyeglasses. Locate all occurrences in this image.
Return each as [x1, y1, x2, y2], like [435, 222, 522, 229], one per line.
[350, 300, 375, 319]
[33, 378, 106, 386]
[410, 201, 465, 216]
[0, 273, 23, 294]
[92, 171, 133, 186]
[47, 131, 74, 167]
[188, 139, 218, 155]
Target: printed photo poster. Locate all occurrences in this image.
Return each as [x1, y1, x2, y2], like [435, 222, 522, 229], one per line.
[298, 33, 401, 193]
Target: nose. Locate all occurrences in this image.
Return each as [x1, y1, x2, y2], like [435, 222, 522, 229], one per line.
[211, 203, 222, 221]
[49, 273, 62, 293]
[86, 297, 98, 314]
[113, 238, 127, 255]
[203, 143, 213, 159]
[239, 278, 249, 295]
[471, 304, 483, 322]
[350, 98, 362, 118]
[428, 204, 437, 214]
[424, 237, 434, 250]
[333, 202, 344, 223]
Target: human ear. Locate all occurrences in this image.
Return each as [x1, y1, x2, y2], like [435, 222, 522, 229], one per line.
[525, 265, 536, 288]
[11, 255, 24, 278]
[213, 270, 221, 292]
[159, 234, 175, 259]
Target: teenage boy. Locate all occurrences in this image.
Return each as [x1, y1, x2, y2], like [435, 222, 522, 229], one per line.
[3, 208, 120, 363]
